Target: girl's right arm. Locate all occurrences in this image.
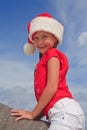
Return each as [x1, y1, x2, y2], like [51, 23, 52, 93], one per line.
[11, 57, 60, 121]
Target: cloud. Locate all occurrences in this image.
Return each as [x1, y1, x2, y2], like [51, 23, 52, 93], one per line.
[0, 59, 34, 89]
[0, 86, 36, 110]
[77, 32, 87, 46]
[0, 59, 36, 110]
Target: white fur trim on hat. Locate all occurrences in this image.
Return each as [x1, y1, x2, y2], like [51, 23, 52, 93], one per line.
[24, 43, 36, 55]
[29, 17, 64, 44]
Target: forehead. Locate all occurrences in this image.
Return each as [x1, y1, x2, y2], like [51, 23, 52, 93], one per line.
[33, 31, 53, 37]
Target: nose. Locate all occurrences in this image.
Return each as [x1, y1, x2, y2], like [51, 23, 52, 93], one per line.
[38, 38, 44, 45]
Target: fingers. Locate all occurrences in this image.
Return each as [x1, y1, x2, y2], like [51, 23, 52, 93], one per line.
[10, 109, 34, 121]
[11, 112, 21, 116]
[11, 109, 23, 121]
[14, 116, 24, 121]
[11, 109, 22, 113]
[11, 109, 21, 116]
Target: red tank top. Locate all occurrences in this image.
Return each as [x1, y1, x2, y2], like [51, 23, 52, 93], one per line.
[34, 48, 73, 118]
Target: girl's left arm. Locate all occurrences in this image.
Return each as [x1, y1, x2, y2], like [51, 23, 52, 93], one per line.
[11, 57, 60, 121]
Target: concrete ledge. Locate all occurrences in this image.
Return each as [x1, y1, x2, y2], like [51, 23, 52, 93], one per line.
[0, 103, 49, 130]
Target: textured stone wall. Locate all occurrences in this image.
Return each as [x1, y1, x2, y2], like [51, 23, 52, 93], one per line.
[0, 103, 49, 130]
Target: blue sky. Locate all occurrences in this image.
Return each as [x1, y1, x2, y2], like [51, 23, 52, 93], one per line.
[0, 0, 87, 127]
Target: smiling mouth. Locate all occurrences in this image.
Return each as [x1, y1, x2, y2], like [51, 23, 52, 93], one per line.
[38, 45, 47, 49]
[39, 47, 45, 49]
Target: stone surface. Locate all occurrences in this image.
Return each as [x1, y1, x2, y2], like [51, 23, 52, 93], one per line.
[0, 103, 49, 130]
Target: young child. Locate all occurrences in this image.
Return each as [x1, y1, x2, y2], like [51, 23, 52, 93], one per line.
[11, 13, 85, 130]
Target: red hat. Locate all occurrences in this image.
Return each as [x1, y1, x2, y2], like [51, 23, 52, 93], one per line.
[24, 13, 64, 55]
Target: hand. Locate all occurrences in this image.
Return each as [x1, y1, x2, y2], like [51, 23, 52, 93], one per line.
[11, 109, 34, 121]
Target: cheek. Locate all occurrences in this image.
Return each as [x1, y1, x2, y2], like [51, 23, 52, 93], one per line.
[47, 43, 51, 47]
[46, 41, 54, 47]
[33, 42, 37, 47]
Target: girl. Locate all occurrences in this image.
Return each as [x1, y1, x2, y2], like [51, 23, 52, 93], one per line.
[11, 13, 85, 130]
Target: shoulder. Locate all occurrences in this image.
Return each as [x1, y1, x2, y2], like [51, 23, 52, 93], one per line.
[44, 48, 67, 62]
[38, 48, 68, 67]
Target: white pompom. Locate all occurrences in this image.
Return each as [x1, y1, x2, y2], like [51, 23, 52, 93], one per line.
[24, 43, 36, 55]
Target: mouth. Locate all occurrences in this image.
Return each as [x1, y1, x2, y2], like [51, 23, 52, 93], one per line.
[38, 46, 46, 50]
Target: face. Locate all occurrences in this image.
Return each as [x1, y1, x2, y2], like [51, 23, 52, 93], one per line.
[33, 31, 58, 55]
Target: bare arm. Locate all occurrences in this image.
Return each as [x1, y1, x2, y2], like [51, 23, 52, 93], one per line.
[32, 57, 60, 118]
[11, 57, 60, 121]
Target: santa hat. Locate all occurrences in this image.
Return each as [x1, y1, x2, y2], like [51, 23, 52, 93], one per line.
[24, 13, 64, 55]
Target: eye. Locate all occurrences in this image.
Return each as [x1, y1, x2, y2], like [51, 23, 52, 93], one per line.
[44, 35, 47, 37]
[33, 36, 39, 41]
[43, 35, 48, 39]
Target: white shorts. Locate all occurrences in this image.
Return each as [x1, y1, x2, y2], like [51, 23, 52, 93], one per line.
[48, 98, 85, 130]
